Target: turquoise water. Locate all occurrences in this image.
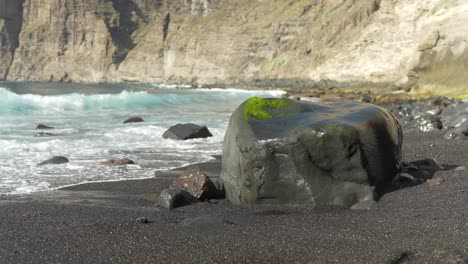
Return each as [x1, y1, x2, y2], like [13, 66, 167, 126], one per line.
[0, 83, 284, 195]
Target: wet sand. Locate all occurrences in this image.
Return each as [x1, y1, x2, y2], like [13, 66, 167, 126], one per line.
[0, 132, 467, 263]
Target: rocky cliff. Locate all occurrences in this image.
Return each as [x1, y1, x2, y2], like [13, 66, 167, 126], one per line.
[0, 0, 467, 94]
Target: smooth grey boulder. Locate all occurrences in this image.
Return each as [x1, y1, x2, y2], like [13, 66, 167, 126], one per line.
[158, 188, 198, 209]
[221, 97, 402, 207]
[37, 156, 69, 166]
[163, 123, 213, 140]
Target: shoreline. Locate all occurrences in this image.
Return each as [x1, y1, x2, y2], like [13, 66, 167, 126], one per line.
[0, 131, 467, 263]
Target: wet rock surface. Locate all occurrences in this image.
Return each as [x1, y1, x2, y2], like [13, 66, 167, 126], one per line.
[37, 156, 69, 166]
[163, 123, 213, 140]
[384, 97, 468, 139]
[158, 187, 198, 209]
[221, 97, 402, 207]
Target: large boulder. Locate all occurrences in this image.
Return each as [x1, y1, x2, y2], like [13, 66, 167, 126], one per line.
[221, 97, 402, 207]
[163, 123, 213, 140]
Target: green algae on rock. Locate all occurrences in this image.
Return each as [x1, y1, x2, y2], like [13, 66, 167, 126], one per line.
[242, 97, 292, 122]
[221, 98, 403, 208]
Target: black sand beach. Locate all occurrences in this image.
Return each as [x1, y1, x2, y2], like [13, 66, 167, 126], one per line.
[0, 132, 467, 263]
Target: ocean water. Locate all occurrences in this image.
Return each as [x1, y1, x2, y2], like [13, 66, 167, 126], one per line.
[0, 83, 284, 195]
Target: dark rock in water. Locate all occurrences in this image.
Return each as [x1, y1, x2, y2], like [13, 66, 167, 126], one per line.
[158, 188, 198, 209]
[36, 124, 54, 129]
[180, 214, 224, 229]
[409, 158, 444, 172]
[100, 158, 135, 166]
[34, 132, 57, 137]
[221, 97, 402, 207]
[123, 117, 144, 124]
[163, 123, 213, 140]
[37, 156, 69, 166]
[173, 166, 224, 200]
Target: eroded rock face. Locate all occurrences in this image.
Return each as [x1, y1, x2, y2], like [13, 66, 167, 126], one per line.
[0, 0, 466, 95]
[221, 97, 402, 207]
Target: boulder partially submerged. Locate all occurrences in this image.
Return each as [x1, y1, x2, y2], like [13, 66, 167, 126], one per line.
[221, 97, 402, 207]
[123, 117, 144, 124]
[163, 123, 213, 140]
[37, 156, 69, 166]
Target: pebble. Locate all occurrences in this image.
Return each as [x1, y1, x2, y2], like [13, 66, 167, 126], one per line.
[136, 217, 149, 224]
[427, 178, 444, 187]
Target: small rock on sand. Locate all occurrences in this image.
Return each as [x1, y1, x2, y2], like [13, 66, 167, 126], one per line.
[158, 188, 198, 209]
[173, 166, 224, 200]
[427, 178, 444, 187]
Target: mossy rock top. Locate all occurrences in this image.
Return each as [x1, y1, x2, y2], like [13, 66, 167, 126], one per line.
[242, 97, 294, 122]
[239, 97, 392, 140]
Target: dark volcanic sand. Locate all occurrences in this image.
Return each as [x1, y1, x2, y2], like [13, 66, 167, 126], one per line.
[0, 132, 467, 263]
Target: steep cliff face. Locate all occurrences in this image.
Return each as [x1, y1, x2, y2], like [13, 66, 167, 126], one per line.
[0, 0, 23, 79]
[0, 0, 467, 93]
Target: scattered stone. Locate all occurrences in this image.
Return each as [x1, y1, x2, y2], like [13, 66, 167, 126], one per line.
[173, 166, 224, 200]
[454, 166, 466, 171]
[123, 117, 144, 124]
[100, 158, 135, 166]
[221, 97, 402, 207]
[136, 217, 149, 224]
[162, 123, 213, 140]
[36, 124, 54, 129]
[409, 158, 444, 172]
[37, 156, 69, 166]
[427, 178, 444, 187]
[158, 188, 198, 209]
[180, 214, 224, 229]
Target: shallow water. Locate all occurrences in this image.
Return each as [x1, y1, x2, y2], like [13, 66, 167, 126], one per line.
[0, 83, 284, 195]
